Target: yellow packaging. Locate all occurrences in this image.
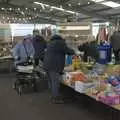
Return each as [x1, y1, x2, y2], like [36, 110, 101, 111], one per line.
[72, 58, 80, 70]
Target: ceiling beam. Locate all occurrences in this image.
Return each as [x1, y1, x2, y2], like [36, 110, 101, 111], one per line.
[29, 16, 56, 24]
[1, 0, 116, 23]
[66, 6, 109, 20]
[79, 2, 95, 8]
[1, 0, 11, 3]
[107, 13, 120, 17]
[0, 10, 57, 23]
[108, 0, 120, 2]
[77, 17, 92, 21]
[32, 0, 110, 21]
[0, 2, 63, 22]
[6, 0, 11, 3]
[58, 0, 71, 4]
[90, 7, 112, 13]
[36, 1, 116, 23]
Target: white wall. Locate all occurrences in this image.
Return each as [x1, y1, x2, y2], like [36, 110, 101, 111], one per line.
[10, 24, 34, 36]
[10, 24, 57, 37]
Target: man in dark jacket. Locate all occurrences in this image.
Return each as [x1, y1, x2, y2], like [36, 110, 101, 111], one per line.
[33, 35, 46, 66]
[110, 30, 120, 63]
[44, 35, 74, 104]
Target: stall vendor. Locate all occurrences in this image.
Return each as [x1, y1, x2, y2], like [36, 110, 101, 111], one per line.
[110, 28, 120, 63]
[78, 41, 99, 62]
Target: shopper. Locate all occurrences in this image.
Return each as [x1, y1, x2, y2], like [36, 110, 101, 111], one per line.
[33, 29, 46, 66]
[44, 35, 75, 104]
[33, 33, 46, 66]
[12, 35, 35, 65]
[110, 29, 120, 63]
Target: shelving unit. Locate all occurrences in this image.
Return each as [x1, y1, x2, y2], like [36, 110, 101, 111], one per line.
[0, 24, 13, 72]
[0, 39, 12, 57]
[0, 24, 12, 57]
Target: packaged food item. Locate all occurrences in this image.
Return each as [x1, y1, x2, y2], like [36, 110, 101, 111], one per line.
[92, 63, 106, 75]
[108, 76, 120, 87]
[95, 84, 107, 92]
[75, 81, 94, 93]
[105, 65, 120, 76]
[99, 94, 120, 105]
[71, 72, 87, 82]
[72, 56, 80, 70]
[114, 84, 120, 94]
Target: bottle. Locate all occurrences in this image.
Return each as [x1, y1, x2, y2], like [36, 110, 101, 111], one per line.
[72, 55, 80, 70]
[112, 54, 115, 64]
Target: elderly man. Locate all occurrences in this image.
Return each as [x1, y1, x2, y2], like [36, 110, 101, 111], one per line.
[44, 35, 75, 104]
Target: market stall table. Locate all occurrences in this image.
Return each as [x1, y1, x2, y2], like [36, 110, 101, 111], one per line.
[0, 55, 12, 60]
[62, 80, 120, 120]
[62, 64, 120, 120]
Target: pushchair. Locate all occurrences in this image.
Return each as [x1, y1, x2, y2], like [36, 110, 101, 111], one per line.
[14, 61, 37, 96]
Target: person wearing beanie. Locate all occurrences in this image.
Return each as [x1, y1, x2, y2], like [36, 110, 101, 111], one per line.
[44, 35, 75, 104]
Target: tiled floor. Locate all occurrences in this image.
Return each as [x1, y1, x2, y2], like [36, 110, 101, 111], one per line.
[0, 73, 117, 120]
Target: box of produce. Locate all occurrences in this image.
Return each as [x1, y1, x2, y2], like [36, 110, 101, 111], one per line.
[70, 72, 88, 82]
[92, 63, 106, 75]
[99, 94, 120, 105]
[75, 81, 94, 93]
[62, 72, 75, 87]
[105, 65, 120, 76]
[83, 62, 94, 70]
[63, 71, 89, 87]
[108, 75, 120, 87]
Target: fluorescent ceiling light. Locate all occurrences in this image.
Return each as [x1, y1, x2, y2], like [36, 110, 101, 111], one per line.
[59, 26, 91, 30]
[51, 7, 75, 14]
[101, 1, 120, 8]
[66, 10, 75, 14]
[90, 0, 104, 3]
[34, 1, 76, 14]
[68, 4, 72, 7]
[88, 2, 90, 4]
[51, 6, 64, 11]
[34, 2, 49, 9]
[34, 2, 49, 7]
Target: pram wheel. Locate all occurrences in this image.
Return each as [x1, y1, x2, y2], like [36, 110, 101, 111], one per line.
[32, 83, 37, 92]
[12, 79, 19, 90]
[17, 85, 23, 96]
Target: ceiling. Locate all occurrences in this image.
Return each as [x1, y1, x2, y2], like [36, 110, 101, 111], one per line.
[0, 0, 120, 24]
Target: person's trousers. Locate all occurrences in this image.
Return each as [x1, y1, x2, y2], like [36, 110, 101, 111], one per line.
[34, 58, 44, 66]
[34, 58, 39, 66]
[113, 49, 120, 62]
[47, 71, 61, 97]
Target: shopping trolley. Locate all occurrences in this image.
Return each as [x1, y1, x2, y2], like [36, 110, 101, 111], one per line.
[14, 62, 37, 96]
